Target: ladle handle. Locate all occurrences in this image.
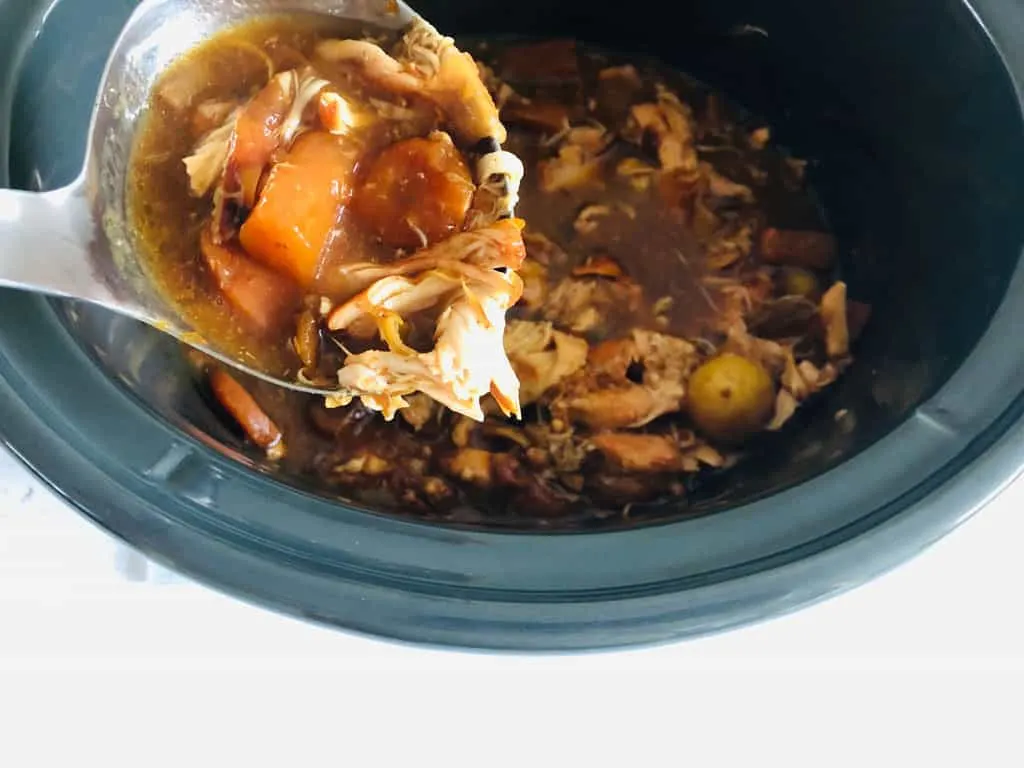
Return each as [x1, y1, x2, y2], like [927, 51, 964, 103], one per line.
[0, 182, 120, 306]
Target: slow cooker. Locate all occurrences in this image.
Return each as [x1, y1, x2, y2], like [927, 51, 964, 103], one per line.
[2, 0, 1023, 650]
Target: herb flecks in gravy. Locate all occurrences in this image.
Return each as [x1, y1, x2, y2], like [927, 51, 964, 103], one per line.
[129, 17, 867, 526]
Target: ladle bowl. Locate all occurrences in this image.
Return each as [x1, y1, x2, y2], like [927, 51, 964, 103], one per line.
[0, 0, 418, 395]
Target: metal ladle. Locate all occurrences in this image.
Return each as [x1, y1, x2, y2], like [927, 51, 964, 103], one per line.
[0, 0, 423, 396]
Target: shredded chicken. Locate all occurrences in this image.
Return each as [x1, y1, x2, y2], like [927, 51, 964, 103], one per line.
[323, 222, 529, 421]
[574, 204, 613, 235]
[327, 272, 462, 340]
[182, 111, 238, 197]
[680, 442, 727, 472]
[616, 157, 658, 190]
[767, 389, 800, 431]
[523, 423, 593, 474]
[591, 433, 683, 473]
[821, 281, 850, 359]
[538, 124, 611, 192]
[703, 162, 754, 203]
[279, 69, 332, 144]
[327, 219, 526, 302]
[504, 320, 589, 405]
[709, 272, 775, 331]
[768, 349, 843, 431]
[555, 330, 699, 430]
[564, 126, 613, 154]
[722, 320, 788, 377]
[316, 17, 504, 145]
[544, 274, 643, 336]
[628, 85, 699, 175]
[331, 267, 523, 422]
[539, 144, 605, 192]
[705, 223, 754, 269]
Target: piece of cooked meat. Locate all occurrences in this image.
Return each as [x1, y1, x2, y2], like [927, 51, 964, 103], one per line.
[443, 448, 494, 486]
[702, 162, 754, 203]
[328, 218, 527, 302]
[820, 281, 850, 359]
[182, 109, 238, 197]
[399, 393, 437, 431]
[539, 144, 605, 192]
[316, 17, 505, 145]
[331, 267, 524, 422]
[564, 385, 670, 430]
[768, 351, 842, 431]
[504, 320, 589, 405]
[543, 274, 643, 336]
[591, 433, 683, 472]
[555, 329, 700, 429]
[627, 85, 698, 175]
[705, 223, 754, 270]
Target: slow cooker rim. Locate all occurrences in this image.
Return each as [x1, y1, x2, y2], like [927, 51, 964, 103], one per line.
[2, 364, 1023, 650]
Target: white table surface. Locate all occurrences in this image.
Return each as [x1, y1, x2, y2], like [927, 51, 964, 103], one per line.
[2, 443, 1023, 668]
[2, 444, 1023, 764]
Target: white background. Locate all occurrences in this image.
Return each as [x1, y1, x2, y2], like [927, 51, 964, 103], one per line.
[1, 445, 1022, 763]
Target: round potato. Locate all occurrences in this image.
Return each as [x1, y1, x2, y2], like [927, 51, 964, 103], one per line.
[352, 133, 475, 249]
[779, 267, 820, 299]
[687, 353, 775, 442]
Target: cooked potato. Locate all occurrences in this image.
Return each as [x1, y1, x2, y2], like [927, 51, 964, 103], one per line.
[239, 131, 359, 287]
[687, 353, 775, 442]
[351, 133, 475, 249]
[779, 268, 820, 299]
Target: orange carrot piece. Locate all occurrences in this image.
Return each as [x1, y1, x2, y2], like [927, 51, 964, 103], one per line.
[232, 76, 292, 169]
[351, 134, 475, 249]
[209, 368, 285, 456]
[239, 131, 357, 287]
[200, 228, 299, 333]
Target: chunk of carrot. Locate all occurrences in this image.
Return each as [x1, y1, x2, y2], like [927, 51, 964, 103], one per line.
[351, 134, 475, 249]
[200, 228, 299, 334]
[239, 131, 356, 287]
[232, 75, 292, 169]
[209, 368, 286, 457]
